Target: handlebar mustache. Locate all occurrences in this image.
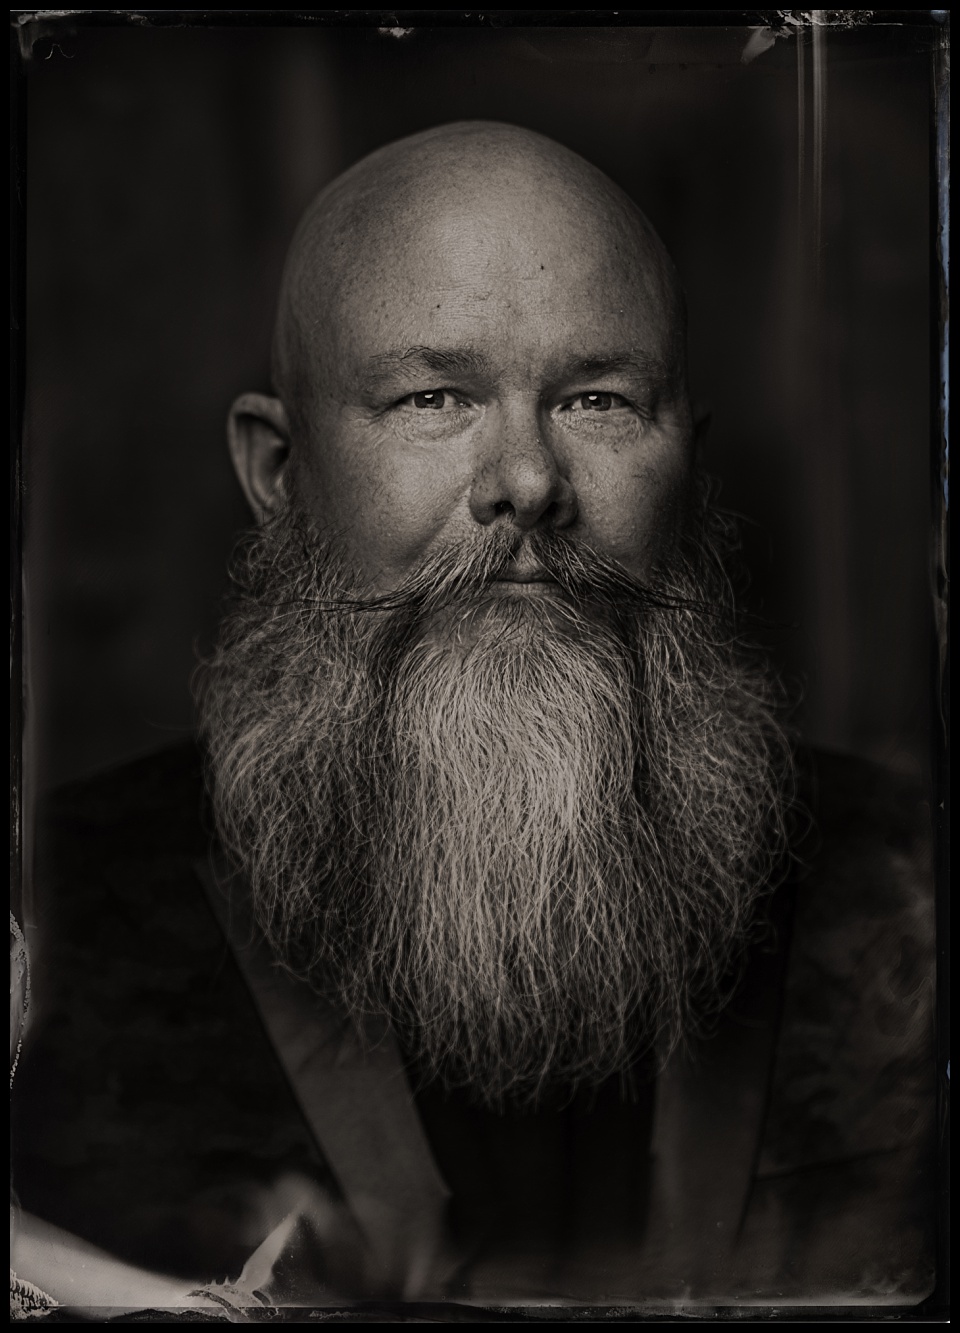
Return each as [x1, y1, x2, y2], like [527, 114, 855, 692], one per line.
[292, 528, 711, 619]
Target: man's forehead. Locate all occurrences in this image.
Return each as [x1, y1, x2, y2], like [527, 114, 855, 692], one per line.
[326, 178, 668, 306]
[319, 214, 676, 387]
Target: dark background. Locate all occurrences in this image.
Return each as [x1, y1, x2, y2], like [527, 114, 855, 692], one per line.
[17, 15, 941, 807]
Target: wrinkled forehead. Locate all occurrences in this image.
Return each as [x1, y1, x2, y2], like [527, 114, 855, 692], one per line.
[275, 133, 686, 396]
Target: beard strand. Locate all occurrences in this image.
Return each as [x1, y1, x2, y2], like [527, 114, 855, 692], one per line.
[196, 485, 796, 1109]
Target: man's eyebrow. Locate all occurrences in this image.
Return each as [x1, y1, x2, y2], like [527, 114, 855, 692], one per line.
[360, 346, 677, 390]
[364, 345, 491, 381]
[572, 352, 674, 384]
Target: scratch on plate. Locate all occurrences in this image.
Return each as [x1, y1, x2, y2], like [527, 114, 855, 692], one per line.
[14, 7, 85, 17]
[743, 10, 879, 63]
[741, 28, 784, 64]
[775, 10, 875, 29]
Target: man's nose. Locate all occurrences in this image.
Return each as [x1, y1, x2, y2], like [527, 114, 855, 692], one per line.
[468, 410, 577, 532]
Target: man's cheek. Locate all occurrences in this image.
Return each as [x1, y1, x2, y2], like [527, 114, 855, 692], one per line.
[575, 464, 688, 578]
[318, 462, 468, 586]
[371, 444, 477, 542]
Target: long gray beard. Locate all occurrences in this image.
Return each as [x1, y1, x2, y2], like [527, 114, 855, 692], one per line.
[197, 490, 795, 1108]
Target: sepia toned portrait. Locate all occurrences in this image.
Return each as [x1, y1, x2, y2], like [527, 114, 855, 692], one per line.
[10, 12, 948, 1322]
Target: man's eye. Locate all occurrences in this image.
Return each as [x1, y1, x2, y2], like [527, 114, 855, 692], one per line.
[560, 391, 633, 414]
[574, 392, 624, 412]
[411, 390, 448, 409]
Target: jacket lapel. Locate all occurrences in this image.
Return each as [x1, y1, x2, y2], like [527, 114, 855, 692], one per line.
[644, 882, 796, 1299]
[192, 854, 451, 1298]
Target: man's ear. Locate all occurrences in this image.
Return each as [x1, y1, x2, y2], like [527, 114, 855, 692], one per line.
[692, 403, 712, 466]
[227, 393, 291, 522]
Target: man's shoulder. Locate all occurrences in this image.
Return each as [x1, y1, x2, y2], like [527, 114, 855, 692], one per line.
[17, 741, 332, 1279]
[757, 747, 937, 1201]
[735, 747, 939, 1300]
[790, 742, 936, 1041]
[37, 739, 209, 867]
[793, 744, 935, 955]
[27, 739, 216, 1026]
[25, 739, 219, 1088]
[801, 744, 933, 852]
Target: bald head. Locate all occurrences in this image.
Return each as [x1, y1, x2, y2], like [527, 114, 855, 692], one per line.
[272, 122, 687, 417]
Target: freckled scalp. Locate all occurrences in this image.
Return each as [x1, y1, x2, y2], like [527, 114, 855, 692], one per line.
[271, 121, 688, 419]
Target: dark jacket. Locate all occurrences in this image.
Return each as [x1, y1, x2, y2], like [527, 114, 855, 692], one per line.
[11, 743, 937, 1309]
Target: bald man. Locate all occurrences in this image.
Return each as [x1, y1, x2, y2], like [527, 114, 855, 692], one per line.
[13, 124, 936, 1315]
